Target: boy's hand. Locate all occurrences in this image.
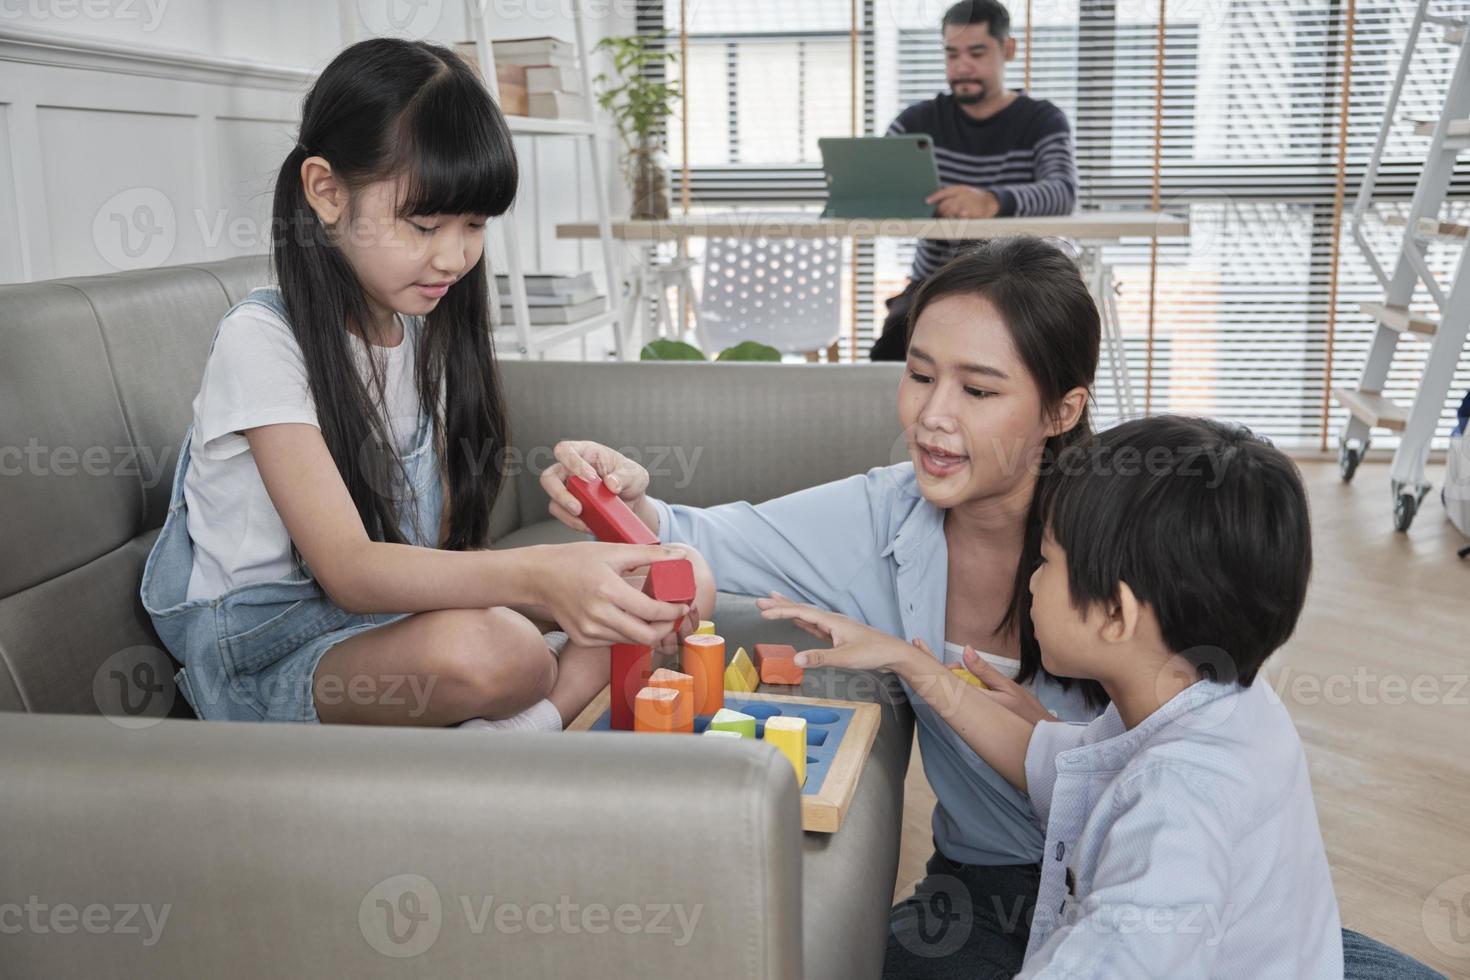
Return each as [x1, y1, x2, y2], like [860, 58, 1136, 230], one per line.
[541, 440, 652, 534]
[961, 648, 1054, 726]
[755, 592, 912, 672]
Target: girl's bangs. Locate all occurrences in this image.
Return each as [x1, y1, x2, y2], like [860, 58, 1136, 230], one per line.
[390, 73, 518, 219]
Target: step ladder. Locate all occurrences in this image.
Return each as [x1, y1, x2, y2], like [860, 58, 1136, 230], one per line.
[1337, 1, 1470, 531]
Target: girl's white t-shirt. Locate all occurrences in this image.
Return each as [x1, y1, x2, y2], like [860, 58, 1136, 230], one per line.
[182, 303, 422, 601]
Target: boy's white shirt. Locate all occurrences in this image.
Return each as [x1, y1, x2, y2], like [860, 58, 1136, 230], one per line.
[1018, 678, 1344, 979]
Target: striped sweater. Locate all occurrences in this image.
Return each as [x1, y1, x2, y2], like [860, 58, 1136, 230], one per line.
[888, 92, 1078, 280]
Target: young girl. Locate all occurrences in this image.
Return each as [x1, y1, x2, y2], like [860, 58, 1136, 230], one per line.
[141, 38, 705, 730]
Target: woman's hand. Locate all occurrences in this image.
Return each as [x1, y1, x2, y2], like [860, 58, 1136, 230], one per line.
[755, 592, 913, 672]
[960, 647, 1054, 726]
[540, 440, 654, 535]
[527, 542, 690, 648]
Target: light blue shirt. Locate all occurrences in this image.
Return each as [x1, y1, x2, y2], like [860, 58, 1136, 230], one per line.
[1019, 679, 1343, 978]
[651, 462, 1097, 865]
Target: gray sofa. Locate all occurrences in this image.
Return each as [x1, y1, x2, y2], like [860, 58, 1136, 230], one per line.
[0, 257, 915, 978]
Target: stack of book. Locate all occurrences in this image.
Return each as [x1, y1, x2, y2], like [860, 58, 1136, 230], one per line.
[452, 43, 529, 116]
[495, 272, 606, 325]
[491, 37, 585, 120]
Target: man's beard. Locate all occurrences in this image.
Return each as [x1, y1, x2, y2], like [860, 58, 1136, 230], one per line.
[950, 79, 987, 104]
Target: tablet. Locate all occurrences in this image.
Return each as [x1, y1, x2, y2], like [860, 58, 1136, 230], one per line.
[818, 135, 940, 219]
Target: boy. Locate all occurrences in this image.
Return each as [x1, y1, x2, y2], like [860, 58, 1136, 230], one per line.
[759, 415, 1344, 977]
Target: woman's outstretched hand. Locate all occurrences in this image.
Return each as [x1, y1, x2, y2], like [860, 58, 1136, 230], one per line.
[755, 592, 912, 672]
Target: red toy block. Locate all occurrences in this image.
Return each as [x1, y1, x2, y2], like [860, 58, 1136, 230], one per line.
[754, 643, 805, 686]
[610, 644, 652, 731]
[642, 558, 696, 604]
[566, 475, 658, 546]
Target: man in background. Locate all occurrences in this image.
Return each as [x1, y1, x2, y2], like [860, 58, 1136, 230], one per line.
[869, 0, 1078, 360]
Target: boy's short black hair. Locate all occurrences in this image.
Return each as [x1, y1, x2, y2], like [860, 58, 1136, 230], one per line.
[942, 0, 1011, 40]
[1039, 415, 1312, 687]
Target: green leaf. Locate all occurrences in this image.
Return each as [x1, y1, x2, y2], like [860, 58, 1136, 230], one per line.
[640, 339, 707, 361]
[715, 341, 782, 362]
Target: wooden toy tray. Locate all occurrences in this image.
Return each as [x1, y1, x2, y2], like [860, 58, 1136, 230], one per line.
[568, 687, 881, 833]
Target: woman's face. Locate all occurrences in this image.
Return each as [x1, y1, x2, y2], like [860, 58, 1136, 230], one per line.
[897, 291, 1058, 510]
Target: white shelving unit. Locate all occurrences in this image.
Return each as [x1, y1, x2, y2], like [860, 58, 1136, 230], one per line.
[464, 0, 624, 359]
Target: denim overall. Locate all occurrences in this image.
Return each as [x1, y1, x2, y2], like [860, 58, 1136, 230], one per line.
[140, 287, 442, 722]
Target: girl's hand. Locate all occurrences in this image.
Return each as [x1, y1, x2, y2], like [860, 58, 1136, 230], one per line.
[960, 647, 1054, 726]
[540, 440, 652, 535]
[755, 592, 911, 672]
[529, 542, 690, 648]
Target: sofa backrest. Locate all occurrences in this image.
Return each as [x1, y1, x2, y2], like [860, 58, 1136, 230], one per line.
[0, 257, 272, 715]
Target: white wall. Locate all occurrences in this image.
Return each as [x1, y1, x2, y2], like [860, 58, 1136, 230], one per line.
[0, 0, 634, 325]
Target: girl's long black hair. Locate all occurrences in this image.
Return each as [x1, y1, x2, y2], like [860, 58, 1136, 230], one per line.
[905, 237, 1109, 710]
[271, 37, 516, 552]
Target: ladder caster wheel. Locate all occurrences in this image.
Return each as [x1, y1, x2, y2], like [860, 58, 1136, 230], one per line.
[1338, 445, 1361, 483]
[1393, 491, 1418, 532]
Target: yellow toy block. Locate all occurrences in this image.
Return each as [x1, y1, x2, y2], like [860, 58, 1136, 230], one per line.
[950, 665, 988, 689]
[723, 646, 759, 693]
[762, 715, 807, 786]
[693, 620, 716, 636]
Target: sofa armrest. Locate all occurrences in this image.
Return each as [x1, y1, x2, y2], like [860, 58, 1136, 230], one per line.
[494, 362, 905, 534]
[0, 713, 804, 979]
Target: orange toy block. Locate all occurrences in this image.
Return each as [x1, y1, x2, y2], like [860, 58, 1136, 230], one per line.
[648, 667, 695, 731]
[754, 643, 805, 686]
[680, 634, 726, 716]
[633, 686, 683, 733]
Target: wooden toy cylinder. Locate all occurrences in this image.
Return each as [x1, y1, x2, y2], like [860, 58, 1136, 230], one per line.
[610, 644, 651, 731]
[681, 634, 726, 716]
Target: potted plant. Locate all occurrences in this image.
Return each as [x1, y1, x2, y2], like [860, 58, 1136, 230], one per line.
[594, 36, 680, 220]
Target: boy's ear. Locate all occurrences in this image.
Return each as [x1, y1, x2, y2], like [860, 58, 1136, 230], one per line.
[301, 156, 346, 226]
[1099, 580, 1142, 645]
[1045, 387, 1090, 439]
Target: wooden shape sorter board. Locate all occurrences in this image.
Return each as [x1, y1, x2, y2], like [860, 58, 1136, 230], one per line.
[567, 687, 881, 833]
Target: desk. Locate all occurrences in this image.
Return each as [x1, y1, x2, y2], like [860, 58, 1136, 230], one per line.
[557, 212, 1192, 415]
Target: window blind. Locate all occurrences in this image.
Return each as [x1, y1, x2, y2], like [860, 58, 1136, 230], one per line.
[639, 0, 1470, 448]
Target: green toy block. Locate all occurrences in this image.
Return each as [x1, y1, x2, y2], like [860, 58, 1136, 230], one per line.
[708, 706, 757, 739]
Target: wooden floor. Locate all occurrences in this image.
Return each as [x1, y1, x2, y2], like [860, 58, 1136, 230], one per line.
[893, 460, 1470, 976]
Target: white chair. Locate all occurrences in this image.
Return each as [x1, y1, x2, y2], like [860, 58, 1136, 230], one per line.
[696, 215, 844, 360]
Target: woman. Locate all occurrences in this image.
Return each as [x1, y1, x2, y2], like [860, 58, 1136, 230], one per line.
[545, 237, 1098, 975]
[541, 237, 1437, 979]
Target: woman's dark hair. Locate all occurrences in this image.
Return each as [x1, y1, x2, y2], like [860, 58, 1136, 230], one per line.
[1039, 416, 1312, 687]
[271, 37, 517, 552]
[905, 237, 1107, 709]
